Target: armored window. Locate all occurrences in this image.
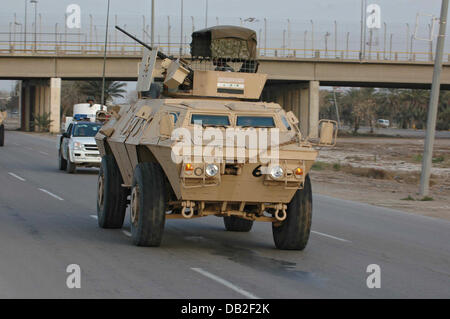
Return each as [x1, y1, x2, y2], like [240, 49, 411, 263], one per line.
[281, 116, 292, 130]
[191, 114, 230, 126]
[236, 116, 275, 128]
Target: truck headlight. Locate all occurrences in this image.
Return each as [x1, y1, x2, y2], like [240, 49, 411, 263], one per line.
[270, 165, 284, 179]
[205, 164, 219, 177]
[73, 142, 82, 150]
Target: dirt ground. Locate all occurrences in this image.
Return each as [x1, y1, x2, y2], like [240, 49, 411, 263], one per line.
[311, 137, 450, 221]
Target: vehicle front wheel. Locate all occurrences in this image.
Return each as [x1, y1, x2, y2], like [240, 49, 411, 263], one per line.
[272, 175, 312, 250]
[0, 124, 4, 147]
[97, 155, 128, 228]
[130, 162, 167, 247]
[66, 156, 76, 174]
[223, 216, 253, 232]
[58, 148, 67, 170]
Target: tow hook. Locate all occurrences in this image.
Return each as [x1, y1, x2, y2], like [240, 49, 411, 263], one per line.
[181, 201, 195, 218]
[274, 204, 287, 221]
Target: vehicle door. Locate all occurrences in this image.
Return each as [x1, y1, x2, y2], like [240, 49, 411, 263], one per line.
[63, 124, 73, 160]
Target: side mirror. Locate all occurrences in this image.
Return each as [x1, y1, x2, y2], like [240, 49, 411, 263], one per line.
[159, 113, 175, 137]
[286, 111, 299, 125]
[318, 120, 338, 146]
[62, 132, 69, 138]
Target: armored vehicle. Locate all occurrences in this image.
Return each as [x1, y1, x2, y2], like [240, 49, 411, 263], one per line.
[95, 26, 336, 250]
[0, 110, 6, 147]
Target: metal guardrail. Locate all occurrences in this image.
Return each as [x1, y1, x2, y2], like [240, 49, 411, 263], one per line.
[0, 40, 444, 62]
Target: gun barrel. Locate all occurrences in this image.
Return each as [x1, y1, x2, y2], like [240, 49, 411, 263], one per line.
[115, 26, 168, 60]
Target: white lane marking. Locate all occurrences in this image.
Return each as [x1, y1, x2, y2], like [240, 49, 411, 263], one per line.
[191, 267, 259, 299]
[25, 146, 33, 151]
[122, 230, 132, 237]
[38, 188, 64, 201]
[12, 142, 19, 146]
[39, 151, 49, 156]
[90, 215, 98, 220]
[311, 230, 351, 243]
[8, 172, 26, 182]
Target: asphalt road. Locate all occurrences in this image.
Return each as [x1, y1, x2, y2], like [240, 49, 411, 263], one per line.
[0, 131, 449, 298]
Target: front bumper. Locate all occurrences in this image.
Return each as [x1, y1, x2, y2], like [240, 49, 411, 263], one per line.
[70, 150, 101, 165]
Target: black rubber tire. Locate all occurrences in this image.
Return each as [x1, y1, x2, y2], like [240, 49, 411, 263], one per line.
[97, 155, 128, 228]
[66, 156, 76, 174]
[223, 216, 254, 232]
[58, 147, 67, 171]
[272, 175, 312, 250]
[130, 162, 167, 247]
[0, 124, 4, 147]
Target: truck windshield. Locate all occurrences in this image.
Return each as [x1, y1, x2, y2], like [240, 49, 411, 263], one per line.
[236, 116, 275, 128]
[191, 114, 230, 126]
[73, 123, 102, 137]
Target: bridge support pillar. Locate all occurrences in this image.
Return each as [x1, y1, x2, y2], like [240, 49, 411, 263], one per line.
[261, 80, 319, 138]
[19, 78, 61, 133]
[299, 81, 319, 138]
[48, 78, 61, 134]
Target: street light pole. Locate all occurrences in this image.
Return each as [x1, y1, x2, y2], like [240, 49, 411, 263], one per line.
[30, 0, 37, 51]
[419, 0, 449, 197]
[205, 0, 208, 28]
[264, 18, 267, 56]
[24, 0, 28, 51]
[101, 0, 111, 108]
[151, 0, 155, 47]
[310, 20, 314, 56]
[180, 0, 183, 56]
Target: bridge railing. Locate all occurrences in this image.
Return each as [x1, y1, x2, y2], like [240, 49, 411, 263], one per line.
[0, 40, 444, 63]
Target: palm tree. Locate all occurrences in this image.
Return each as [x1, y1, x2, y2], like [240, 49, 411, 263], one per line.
[79, 81, 127, 104]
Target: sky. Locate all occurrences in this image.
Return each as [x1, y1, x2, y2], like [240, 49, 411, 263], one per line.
[0, 0, 447, 92]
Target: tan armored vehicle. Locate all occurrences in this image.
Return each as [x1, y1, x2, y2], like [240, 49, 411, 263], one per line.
[95, 26, 336, 250]
[0, 110, 6, 146]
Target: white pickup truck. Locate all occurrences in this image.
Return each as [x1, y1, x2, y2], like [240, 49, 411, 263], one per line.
[57, 121, 103, 173]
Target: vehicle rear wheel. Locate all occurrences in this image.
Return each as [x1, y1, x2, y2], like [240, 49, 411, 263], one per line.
[58, 148, 67, 170]
[223, 216, 253, 232]
[97, 155, 127, 228]
[66, 157, 76, 174]
[130, 162, 167, 247]
[272, 175, 312, 250]
[0, 124, 4, 147]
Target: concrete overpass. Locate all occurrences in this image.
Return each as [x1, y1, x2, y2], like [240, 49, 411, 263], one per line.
[2, 53, 450, 134]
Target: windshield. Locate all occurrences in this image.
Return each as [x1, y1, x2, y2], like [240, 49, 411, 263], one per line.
[191, 114, 230, 127]
[72, 123, 102, 137]
[236, 116, 275, 128]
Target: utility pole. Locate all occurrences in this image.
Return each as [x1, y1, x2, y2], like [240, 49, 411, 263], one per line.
[151, 0, 155, 47]
[332, 87, 341, 128]
[420, 0, 449, 197]
[191, 16, 195, 34]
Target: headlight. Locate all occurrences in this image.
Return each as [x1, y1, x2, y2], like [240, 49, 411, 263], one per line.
[73, 142, 82, 150]
[270, 165, 284, 179]
[205, 164, 219, 177]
